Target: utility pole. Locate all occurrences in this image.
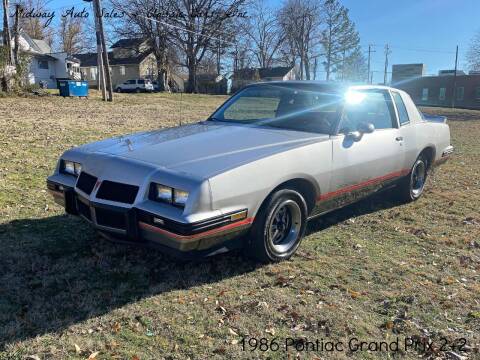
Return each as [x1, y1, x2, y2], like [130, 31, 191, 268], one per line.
[383, 44, 390, 85]
[13, 3, 20, 67]
[2, 0, 13, 92]
[93, 3, 106, 100]
[84, 0, 106, 99]
[2, 0, 13, 64]
[451, 45, 459, 109]
[367, 44, 376, 84]
[88, 0, 113, 102]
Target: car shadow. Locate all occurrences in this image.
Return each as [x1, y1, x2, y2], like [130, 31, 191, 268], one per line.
[306, 187, 403, 235]
[0, 189, 402, 348]
[0, 215, 260, 348]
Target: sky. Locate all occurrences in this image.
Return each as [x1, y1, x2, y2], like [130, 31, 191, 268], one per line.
[2, 0, 479, 83]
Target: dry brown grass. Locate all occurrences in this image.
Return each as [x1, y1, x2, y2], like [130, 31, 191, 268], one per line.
[0, 93, 479, 359]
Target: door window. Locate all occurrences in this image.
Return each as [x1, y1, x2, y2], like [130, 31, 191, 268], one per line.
[339, 91, 395, 133]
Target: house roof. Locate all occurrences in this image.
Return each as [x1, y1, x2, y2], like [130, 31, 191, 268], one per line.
[73, 51, 153, 67]
[111, 38, 146, 49]
[234, 66, 294, 80]
[31, 38, 51, 54]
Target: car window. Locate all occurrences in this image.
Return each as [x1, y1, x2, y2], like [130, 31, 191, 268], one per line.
[392, 91, 410, 125]
[126, 80, 136, 84]
[211, 85, 342, 134]
[138, 79, 145, 84]
[222, 88, 281, 121]
[339, 91, 395, 133]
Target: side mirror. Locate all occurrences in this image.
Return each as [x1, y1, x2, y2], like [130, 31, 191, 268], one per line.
[358, 122, 375, 134]
[346, 131, 363, 142]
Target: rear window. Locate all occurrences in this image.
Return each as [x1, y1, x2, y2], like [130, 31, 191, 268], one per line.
[138, 79, 145, 84]
[392, 92, 410, 125]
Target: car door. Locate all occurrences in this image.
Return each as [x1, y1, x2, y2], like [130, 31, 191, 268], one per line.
[124, 80, 135, 91]
[326, 89, 405, 207]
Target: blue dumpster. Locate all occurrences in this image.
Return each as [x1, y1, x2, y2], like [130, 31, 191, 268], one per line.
[58, 80, 89, 97]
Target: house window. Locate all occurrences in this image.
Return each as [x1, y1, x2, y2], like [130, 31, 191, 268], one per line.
[476, 87, 480, 100]
[456, 87, 464, 101]
[38, 60, 49, 69]
[421, 88, 428, 101]
[120, 66, 125, 76]
[439, 87, 446, 101]
[90, 67, 97, 80]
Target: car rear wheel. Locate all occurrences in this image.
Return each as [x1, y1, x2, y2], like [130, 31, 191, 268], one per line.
[246, 189, 307, 262]
[397, 154, 428, 202]
[116, 88, 122, 93]
[135, 88, 141, 93]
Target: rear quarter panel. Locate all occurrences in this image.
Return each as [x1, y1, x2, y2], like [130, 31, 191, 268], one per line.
[399, 90, 451, 168]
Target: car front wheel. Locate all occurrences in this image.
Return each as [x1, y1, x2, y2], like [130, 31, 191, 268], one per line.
[246, 189, 307, 262]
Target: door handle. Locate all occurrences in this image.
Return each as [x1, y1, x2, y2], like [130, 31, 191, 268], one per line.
[395, 136, 404, 141]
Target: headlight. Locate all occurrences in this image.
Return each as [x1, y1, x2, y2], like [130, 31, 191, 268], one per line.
[154, 184, 173, 203]
[61, 160, 82, 176]
[151, 183, 189, 207]
[173, 189, 189, 206]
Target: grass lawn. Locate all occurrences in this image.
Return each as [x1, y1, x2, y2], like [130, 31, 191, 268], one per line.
[0, 92, 479, 359]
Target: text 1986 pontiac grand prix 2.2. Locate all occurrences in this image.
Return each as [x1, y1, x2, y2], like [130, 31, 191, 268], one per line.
[47, 82, 453, 262]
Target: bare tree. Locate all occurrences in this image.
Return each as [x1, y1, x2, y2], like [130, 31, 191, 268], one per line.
[241, 0, 284, 68]
[169, 0, 246, 93]
[321, 0, 360, 81]
[466, 29, 480, 71]
[278, 0, 322, 80]
[339, 46, 367, 81]
[111, 0, 176, 91]
[16, 0, 54, 46]
[57, 16, 87, 54]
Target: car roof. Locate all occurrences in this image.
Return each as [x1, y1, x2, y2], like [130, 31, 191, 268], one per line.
[248, 81, 398, 92]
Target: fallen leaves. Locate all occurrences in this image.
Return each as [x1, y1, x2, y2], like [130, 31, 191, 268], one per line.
[88, 351, 100, 360]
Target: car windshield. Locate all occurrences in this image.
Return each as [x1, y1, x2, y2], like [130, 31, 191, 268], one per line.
[209, 84, 344, 134]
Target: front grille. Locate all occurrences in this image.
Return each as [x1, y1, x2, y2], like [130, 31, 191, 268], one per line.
[76, 172, 97, 195]
[77, 199, 91, 221]
[96, 181, 139, 204]
[95, 208, 126, 230]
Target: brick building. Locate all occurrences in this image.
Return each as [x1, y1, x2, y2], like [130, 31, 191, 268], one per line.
[394, 72, 480, 109]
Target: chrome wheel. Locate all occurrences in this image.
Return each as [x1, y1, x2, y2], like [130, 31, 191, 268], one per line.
[411, 160, 426, 197]
[267, 199, 302, 253]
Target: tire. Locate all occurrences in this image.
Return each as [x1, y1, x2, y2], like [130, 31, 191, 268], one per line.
[116, 88, 122, 93]
[135, 88, 141, 93]
[397, 154, 428, 202]
[246, 189, 308, 262]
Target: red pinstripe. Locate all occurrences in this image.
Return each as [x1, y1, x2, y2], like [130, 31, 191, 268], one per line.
[316, 169, 410, 202]
[139, 217, 254, 241]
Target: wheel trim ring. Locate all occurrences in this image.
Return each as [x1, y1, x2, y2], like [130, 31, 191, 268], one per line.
[411, 161, 426, 197]
[267, 199, 302, 254]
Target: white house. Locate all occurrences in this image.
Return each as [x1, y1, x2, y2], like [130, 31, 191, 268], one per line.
[0, 31, 81, 88]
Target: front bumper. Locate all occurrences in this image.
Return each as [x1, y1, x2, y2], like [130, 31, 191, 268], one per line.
[47, 180, 253, 258]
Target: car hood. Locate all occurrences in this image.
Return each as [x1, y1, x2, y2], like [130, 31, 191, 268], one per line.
[77, 122, 329, 179]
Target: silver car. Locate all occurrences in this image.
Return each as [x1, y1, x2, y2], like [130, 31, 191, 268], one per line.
[47, 82, 453, 262]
